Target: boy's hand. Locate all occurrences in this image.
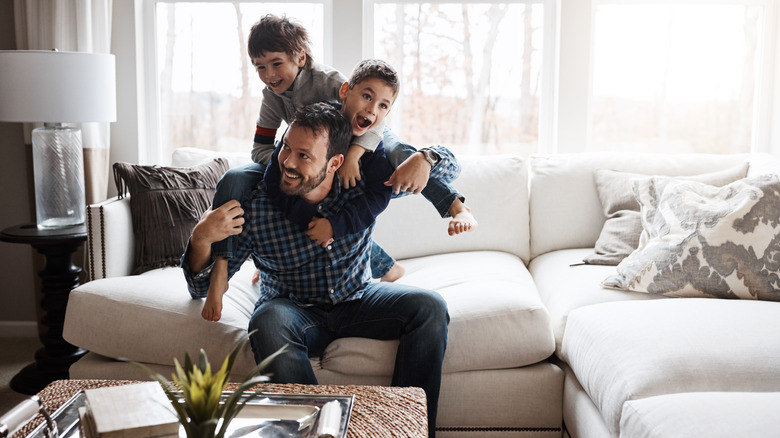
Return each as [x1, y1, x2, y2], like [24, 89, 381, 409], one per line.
[307, 217, 335, 248]
[339, 145, 367, 189]
[385, 152, 431, 195]
[338, 159, 362, 189]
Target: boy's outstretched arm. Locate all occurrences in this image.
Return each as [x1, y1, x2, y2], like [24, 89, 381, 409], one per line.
[327, 145, 395, 237]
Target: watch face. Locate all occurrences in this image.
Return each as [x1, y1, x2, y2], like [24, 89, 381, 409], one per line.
[424, 149, 438, 166]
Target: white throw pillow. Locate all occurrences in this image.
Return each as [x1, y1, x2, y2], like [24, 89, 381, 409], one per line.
[602, 173, 780, 301]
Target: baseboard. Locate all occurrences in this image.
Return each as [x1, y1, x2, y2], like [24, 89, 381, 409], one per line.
[0, 321, 38, 337]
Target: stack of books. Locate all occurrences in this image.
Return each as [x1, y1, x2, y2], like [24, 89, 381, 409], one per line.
[78, 382, 180, 438]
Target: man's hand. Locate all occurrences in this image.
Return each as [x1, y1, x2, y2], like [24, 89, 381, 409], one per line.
[384, 152, 431, 195]
[188, 201, 244, 273]
[306, 217, 335, 248]
[192, 200, 245, 248]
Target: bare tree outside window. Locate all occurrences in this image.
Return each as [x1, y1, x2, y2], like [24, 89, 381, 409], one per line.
[156, 3, 323, 154]
[374, 3, 545, 156]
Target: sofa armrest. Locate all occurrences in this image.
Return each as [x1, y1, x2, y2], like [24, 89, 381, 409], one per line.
[86, 196, 134, 280]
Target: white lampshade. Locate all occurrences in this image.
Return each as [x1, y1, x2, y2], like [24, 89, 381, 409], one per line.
[0, 50, 116, 228]
[0, 50, 116, 123]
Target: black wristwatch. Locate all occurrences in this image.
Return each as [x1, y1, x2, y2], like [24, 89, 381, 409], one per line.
[419, 148, 441, 168]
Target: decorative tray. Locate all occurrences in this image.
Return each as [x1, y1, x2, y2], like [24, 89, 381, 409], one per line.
[23, 391, 353, 438]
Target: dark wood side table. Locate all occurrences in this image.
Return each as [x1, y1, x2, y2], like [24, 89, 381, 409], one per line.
[0, 223, 89, 395]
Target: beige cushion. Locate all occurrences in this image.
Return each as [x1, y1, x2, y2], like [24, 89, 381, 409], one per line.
[560, 298, 780, 436]
[529, 248, 662, 352]
[621, 392, 780, 438]
[584, 164, 749, 265]
[65, 250, 554, 377]
[374, 154, 530, 263]
[603, 173, 780, 301]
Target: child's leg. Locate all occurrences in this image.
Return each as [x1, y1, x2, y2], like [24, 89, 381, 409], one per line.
[370, 240, 405, 282]
[206, 162, 265, 321]
[203, 258, 228, 321]
[447, 198, 478, 236]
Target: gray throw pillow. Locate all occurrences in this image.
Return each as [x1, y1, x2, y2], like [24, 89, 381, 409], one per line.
[113, 158, 229, 275]
[583, 163, 749, 265]
[602, 173, 780, 301]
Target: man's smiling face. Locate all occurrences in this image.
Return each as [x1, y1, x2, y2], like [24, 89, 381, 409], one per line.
[278, 125, 332, 199]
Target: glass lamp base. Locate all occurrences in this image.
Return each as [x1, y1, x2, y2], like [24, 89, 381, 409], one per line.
[31, 124, 86, 229]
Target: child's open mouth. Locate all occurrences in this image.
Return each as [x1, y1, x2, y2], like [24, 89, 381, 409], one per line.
[356, 116, 372, 129]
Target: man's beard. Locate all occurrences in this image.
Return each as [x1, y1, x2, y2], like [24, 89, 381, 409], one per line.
[280, 163, 328, 197]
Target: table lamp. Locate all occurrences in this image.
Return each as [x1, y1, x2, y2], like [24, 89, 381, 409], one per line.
[0, 50, 116, 229]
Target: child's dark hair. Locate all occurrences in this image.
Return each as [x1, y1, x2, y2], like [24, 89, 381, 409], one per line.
[248, 14, 313, 69]
[291, 103, 352, 158]
[348, 59, 400, 96]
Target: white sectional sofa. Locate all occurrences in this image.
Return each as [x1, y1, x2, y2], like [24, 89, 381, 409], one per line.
[63, 149, 780, 437]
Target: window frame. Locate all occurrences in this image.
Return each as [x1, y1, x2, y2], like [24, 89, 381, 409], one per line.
[128, 0, 780, 164]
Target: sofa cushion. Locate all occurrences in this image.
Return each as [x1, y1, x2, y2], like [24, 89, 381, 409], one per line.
[374, 154, 530, 263]
[113, 159, 229, 274]
[583, 164, 748, 266]
[320, 251, 554, 375]
[65, 250, 554, 378]
[603, 174, 780, 301]
[620, 392, 780, 438]
[560, 298, 780, 437]
[529, 249, 662, 352]
[528, 152, 769, 259]
[64, 261, 261, 375]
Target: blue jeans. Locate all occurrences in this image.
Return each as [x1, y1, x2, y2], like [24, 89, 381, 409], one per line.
[211, 162, 267, 259]
[370, 241, 395, 279]
[383, 127, 463, 218]
[247, 283, 449, 437]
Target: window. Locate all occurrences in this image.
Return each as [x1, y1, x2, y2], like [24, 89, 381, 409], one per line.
[151, 2, 325, 159]
[137, 0, 779, 161]
[372, 2, 549, 156]
[589, 2, 772, 153]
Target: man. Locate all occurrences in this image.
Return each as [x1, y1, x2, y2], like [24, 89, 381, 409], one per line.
[182, 103, 449, 436]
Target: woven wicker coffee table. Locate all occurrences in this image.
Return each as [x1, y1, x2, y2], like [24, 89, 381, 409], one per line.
[12, 379, 427, 438]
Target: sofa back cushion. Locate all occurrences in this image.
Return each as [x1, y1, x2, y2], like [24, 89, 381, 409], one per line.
[528, 152, 773, 259]
[373, 154, 530, 263]
[171, 148, 531, 263]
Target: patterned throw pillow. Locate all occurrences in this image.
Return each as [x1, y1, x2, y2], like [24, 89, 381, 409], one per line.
[584, 164, 749, 265]
[113, 159, 229, 275]
[602, 174, 780, 301]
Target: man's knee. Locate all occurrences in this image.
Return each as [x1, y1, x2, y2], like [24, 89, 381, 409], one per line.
[408, 289, 449, 327]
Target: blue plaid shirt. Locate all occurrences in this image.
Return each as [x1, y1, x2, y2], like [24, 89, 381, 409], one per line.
[183, 168, 393, 307]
